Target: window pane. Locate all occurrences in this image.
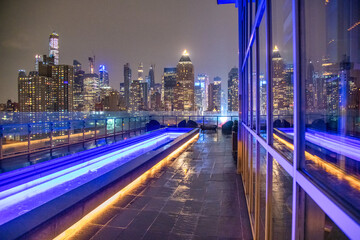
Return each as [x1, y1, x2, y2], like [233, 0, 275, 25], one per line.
[272, 158, 292, 239]
[271, 0, 294, 162]
[302, 0, 360, 219]
[259, 17, 267, 138]
[305, 193, 349, 240]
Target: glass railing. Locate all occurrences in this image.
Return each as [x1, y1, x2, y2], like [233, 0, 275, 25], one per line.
[0, 112, 238, 160]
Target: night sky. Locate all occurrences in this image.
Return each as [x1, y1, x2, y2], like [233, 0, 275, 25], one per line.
[0, 0, 238, 103]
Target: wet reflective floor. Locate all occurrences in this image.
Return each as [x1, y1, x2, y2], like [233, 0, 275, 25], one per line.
[66, 131, 252, 240]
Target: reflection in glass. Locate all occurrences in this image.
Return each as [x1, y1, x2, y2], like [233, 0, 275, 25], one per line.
[271, 0, 294, 162]
[305, 193, 349, 240]
[272, 159, 292, 239]
[302, 0, 360, 219]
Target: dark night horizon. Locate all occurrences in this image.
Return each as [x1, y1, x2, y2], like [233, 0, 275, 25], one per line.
[0, 0, 238, 103]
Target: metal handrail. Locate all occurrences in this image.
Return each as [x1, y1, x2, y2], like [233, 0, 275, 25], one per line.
[0, 115, 239, 160]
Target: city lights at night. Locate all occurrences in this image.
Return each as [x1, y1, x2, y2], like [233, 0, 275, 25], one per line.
[0, 0, 359, 239]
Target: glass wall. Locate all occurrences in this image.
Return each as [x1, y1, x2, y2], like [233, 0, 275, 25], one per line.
[233, 0, 360, 239]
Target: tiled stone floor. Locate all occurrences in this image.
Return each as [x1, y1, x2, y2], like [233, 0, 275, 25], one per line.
[71, 131, 252, 240]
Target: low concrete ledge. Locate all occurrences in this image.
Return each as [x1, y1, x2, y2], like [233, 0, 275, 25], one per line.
[0, 128, 199, 240]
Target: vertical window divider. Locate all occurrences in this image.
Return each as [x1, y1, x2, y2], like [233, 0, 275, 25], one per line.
[265, 0, 274, 239]
[291, 0, 306, 239]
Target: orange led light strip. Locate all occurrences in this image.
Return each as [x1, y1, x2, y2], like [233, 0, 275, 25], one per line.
[273, 134, 360, 191]
[53, 133, 199, 240]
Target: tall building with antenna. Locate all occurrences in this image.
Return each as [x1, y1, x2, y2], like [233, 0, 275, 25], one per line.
[49, 32, 59, 65]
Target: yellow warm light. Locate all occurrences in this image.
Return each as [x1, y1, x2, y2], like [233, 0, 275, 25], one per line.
[183, 49, 189, 56]
[273, 134, 360, 190]
[53, 133, 199, 240]
[348, 21, 360, 31]
[273, 45, 279, 52]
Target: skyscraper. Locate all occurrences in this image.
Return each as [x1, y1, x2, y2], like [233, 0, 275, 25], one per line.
[73, 60, 85, 111]
[88, 56, 95, 74]
[162, 67, 177, 111]
[208, 77, 221, 111]
[174, 50, 195, 111]
[138, 62, 144, 81]
[149, 64, 155, 88]
[49, 32, 59, 65]
[18, 70, 52, 112]
[272, 46, 290, 116]
[35, 55, 42, 72]
[124, 63, 132, 109]
[51, 65, 74, 112]
[99, 65, 109, 86]
[129, 80, 142, 112]
[228, 67, 239, 112]
[195, 74, 208, 112]
[83, 73, 100, 111]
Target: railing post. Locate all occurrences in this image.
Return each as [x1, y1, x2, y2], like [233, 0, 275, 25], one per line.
[128, 117, 131, 133]
[82, 120, 85, 142]
[94, 119, 97, 140]
[202, 116, 204, 126]
[162, 116, 165, 125]
[0, 125, 3, 159]
[50, 122, 53, 149]
[27, 124, 31, 153]
[105, 119, 108, 137]
[176, 116, 178, 127]
[68, 121, 71, 144]
[114, 118, 116, 136]
[217, 116, 219, 126]
[122, 118, 124, 134]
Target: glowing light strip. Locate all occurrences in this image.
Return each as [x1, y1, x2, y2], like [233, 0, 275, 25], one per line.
[0, 134, 178, 217]
[53, 133, 199, 240]
[273, 134, 360, 190]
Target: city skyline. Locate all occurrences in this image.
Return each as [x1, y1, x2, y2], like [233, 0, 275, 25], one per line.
[0, 0, 238, 103]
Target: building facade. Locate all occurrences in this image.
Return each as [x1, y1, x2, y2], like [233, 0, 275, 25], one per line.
[174, 50, 195, 111]
[218, 0, 360, 239]
[162, 67, 177, 111]
[228, 67, 239, 112]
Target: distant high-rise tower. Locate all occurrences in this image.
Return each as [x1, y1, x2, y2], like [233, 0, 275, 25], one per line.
[228, 68, 239, 112]
[124, 63, 132, 109]
[195, 74, 208, 112]
[174, 50, 195, 111]
[208, 77, 221, 111]
[99, 65, 109, 86]
[73, 60, 82, 73]
[88, 56, 95, 74]
[35, 55, 42, 72]
[272, 46, 290, 116]
[49, 32, 59, 65]
[138, 63, 144, 81]
[162, 68, 177, 111]
[149, 65, 155, 88]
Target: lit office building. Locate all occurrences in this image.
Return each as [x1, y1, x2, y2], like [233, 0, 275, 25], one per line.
[51, 65, 74, 112]
[162, 67, 177, 111]
[228, 67, 239, 112]
[99, 65, 109, 87]
[148, 64, 155, 88]
[35, 55, 42, 72]
[18, 70, 52, 112]
[49, 32, 59, 65]
[124, 63, 132, 109]
[129, 79, 143, 112]
[195, 74, 208, 112]
[137, 62, 144, 81]
[207, 77, 221, 112]
[73, 60, 85, 111]
[174, 50, 195, 111]
[83, 73, 100, 111]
